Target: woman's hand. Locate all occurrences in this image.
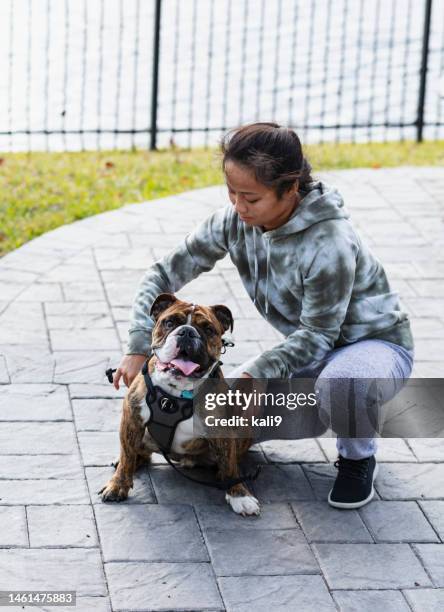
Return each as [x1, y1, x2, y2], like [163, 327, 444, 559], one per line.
[113, 354, 147, 390]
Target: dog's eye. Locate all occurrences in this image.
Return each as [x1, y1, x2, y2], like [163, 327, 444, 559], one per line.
[205, 324, 216, 336]
[164, 319, 175, 329]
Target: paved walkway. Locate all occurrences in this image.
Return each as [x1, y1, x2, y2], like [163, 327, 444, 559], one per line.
[0, 167, 443, 611]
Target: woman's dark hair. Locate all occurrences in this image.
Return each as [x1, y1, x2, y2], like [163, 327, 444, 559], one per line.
[219, 122, 314, 198]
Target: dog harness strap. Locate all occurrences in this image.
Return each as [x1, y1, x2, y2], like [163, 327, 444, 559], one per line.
[142, 362, 194, 453]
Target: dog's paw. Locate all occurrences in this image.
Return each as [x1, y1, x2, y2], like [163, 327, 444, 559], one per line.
[98, 481, 129, 503]
[225, 493, 261, 516]
[176, 457, 197, 469]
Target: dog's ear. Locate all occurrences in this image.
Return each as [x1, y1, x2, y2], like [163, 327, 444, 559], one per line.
[150, 293, 178, 321]
[210, 304, 234, 333]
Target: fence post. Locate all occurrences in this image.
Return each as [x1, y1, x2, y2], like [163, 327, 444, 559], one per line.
[417, 0, 433, 143]
[150, 0, 162, 150]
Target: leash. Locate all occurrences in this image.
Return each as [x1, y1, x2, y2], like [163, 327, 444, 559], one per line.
[105, 339, 261, 491]
[160, 448, 261, 491]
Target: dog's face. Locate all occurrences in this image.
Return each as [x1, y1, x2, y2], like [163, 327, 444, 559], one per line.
[149, 293, 233, 386]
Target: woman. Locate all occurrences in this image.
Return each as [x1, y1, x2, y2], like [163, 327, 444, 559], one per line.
[114, 122, 414, 509]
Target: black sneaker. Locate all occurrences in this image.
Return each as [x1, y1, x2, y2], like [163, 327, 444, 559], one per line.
[328, 454, 378, 509]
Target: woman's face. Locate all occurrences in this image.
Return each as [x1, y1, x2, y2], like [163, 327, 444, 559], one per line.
[224, 160, 300, 231]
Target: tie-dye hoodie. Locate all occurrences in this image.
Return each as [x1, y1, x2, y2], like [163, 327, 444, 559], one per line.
[127, 180, 414, 378]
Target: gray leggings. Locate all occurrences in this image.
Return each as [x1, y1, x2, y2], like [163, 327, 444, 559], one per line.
[226, 339, 415, 460]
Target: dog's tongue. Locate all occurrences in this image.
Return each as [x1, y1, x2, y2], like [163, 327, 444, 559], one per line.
[169, 358, 200, 376]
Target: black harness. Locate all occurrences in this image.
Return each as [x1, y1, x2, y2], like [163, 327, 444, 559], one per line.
[141, 359, 208, 455]
[105, 348, 261, 491]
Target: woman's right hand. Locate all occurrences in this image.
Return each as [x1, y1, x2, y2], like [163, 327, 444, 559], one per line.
[113, 354, 147, 390]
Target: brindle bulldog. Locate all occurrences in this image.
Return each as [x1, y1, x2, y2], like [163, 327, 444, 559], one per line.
[99, 292, 261, 516]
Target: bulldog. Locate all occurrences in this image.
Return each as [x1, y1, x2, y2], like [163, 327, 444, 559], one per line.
[99, 292, 261, 516]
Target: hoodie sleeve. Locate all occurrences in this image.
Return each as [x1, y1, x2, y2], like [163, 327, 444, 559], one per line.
[244, 235, 359, 378]
[126, 204, 233, 355]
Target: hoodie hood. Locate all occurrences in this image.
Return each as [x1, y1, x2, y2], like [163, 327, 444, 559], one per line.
[251, 180, 350, 316]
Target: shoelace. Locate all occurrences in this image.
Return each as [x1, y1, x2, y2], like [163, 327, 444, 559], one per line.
[333, 455, 370, 481]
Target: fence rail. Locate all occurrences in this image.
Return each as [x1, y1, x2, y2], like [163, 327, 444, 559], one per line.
[0, 0, 443, 152]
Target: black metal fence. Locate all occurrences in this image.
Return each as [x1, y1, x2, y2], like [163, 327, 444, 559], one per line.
[1, 0, 443, 152]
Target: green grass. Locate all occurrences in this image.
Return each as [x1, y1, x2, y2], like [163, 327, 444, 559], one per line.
[0, 140, 443, 257]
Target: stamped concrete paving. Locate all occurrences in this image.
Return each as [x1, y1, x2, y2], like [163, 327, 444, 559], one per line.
[0, 167, 443, 611]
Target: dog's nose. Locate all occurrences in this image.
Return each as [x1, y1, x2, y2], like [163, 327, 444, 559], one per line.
[177, 325, 200, 340]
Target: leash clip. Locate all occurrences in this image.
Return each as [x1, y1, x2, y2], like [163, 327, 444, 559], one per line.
[221, 337, 235, 354]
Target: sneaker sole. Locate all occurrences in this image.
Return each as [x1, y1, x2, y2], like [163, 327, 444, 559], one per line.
[327, 462, 379, 510]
